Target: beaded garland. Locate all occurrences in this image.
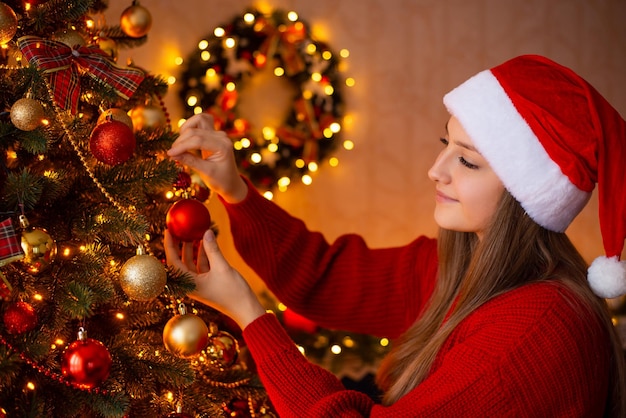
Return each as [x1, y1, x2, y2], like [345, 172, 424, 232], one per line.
[178, 8, 346, 191]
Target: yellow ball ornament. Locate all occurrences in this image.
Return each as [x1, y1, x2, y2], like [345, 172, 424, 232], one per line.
[119, 248, 167, 301]
[129, 103, 167, 132]
[97, 108, 134, 130]
[120, 3, 152, 38]
[97, 36, 118, 61]
[0, 2, 17, 45]
[163, 303, 209, 358]
[10, 98, 45, 131]
[19, 215, 57, 275]
[205, 322, 240, 370]
[52, 28, 86, 48]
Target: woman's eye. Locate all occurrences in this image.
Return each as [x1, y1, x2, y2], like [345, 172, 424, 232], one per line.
[439, 137, 449, 146]
[459, 157, 479, 170]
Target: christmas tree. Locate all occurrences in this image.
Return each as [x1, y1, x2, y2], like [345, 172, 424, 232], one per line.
[0, 0, 274, 416]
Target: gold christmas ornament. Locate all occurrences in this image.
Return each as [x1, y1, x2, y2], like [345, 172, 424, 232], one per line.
[97, 108, 134, 130]
[129, 103, 167, 132]
[205, 322, 240, 370]
[19, 215, 57, 275]
[119, 247, 167, 301]
[97, 36, 118, 61]
[120, 3, 152, 38]
[10, 98, 45, 131]
[0, 2, 17, 45]
[163, 303, 209, 358]
[52, 28, 86, 48]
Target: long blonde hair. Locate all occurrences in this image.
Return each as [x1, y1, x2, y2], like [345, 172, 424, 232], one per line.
[376, 190, 626, 416]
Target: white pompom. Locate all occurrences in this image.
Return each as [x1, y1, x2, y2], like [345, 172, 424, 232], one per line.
[588, 256, 626, 299]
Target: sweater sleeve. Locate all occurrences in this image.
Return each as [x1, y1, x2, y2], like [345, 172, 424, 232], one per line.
[244, 313, 511, 418]
[221, 179, 438, 337]
[244, 284, 611, 418]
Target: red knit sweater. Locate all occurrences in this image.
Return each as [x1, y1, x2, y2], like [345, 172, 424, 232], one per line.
[222, 184, 611, 417]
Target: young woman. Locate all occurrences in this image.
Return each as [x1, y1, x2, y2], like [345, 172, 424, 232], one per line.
[164, 55, 626, 417]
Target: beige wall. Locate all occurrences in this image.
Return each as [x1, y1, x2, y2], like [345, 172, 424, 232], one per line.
[106, 0, 626, 293]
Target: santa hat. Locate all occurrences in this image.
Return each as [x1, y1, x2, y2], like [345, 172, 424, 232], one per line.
[443, 54, 626, 299]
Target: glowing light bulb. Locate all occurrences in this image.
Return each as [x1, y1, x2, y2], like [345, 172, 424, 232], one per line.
[277, 177, 291, 188]
[186, 95, 198, 107]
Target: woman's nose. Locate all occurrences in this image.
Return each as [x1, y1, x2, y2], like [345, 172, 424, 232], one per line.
[428, 151, 449, 183]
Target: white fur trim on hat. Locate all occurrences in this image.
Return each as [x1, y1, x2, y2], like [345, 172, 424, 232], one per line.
[443, 70, 591, 232]
[588, 255, 626, 299]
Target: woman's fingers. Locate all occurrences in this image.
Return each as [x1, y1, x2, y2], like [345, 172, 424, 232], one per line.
[181, 240, 195, 270]
[201, 229, 229, 273]
[178, 113, 215, 135]
[196, 240, 209, 273]
[163, 229, 188, 273]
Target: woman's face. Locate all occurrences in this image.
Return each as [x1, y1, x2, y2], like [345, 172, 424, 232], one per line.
[428, 116, 504, 239]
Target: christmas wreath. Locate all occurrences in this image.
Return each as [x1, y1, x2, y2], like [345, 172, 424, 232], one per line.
[178, 8, 345, 192]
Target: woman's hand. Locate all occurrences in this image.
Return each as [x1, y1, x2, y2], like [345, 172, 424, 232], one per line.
[163, 228, 266, 329]
[168, 113, 248, 203]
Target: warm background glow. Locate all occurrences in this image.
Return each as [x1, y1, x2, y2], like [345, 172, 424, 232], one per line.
[105, 0, 626, 293]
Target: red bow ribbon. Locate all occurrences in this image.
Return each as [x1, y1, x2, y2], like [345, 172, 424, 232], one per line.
[18, 36, 145, 114]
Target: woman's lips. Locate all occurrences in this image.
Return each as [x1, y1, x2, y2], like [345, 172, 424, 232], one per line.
[435, 190, 457, 203]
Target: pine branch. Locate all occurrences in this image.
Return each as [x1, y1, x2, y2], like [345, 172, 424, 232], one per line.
[1, 168, 44, 212]
[164, 268, 197, 299]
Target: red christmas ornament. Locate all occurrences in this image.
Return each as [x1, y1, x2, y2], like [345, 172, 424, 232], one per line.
[166, 199, 211, 242]
[61, 328, 112, 389]
[173, 171, 192, 190]
[89, 120, 136, 165]
[223, 398, 251, 417]
[2, 301, 37, 334]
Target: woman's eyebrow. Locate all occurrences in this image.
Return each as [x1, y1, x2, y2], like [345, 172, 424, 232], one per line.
[454, 140, 480, 153]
